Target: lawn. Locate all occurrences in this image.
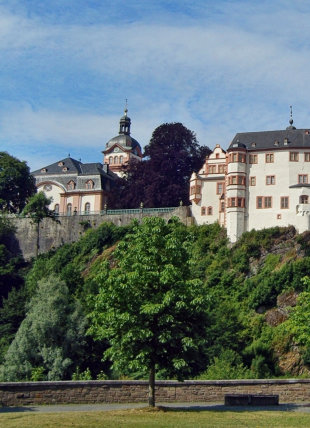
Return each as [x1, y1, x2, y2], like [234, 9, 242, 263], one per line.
[1, 408, 310, 428]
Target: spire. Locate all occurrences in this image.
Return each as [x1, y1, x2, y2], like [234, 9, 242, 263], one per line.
[286, 105, 296, 130]
[119, 101, 131, 135]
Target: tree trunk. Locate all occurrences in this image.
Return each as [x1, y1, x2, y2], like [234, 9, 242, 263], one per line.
[148, 364, 155, 407]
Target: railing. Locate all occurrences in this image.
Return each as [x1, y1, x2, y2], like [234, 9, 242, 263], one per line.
[58, 207, 178, 217]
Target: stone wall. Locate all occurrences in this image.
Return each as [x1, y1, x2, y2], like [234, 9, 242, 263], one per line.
[1, 379, 310, 406]
[9, 206, 191, 260]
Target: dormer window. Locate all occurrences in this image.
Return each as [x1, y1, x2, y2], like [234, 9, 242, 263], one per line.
[67, 180, 75, 190]
[58, 161, 64, 166]
[274, 141, 279, 146]
[62, 167, 68, 171]
[251, 142, 256, 147]
[86, 179, 94, 189]
[284, 138, 289, 145]
[41, 168, 47, 173]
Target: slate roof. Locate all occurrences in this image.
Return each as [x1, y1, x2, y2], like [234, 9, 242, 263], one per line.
[229, 129, 310, 151]
[32, 157, 115, 179]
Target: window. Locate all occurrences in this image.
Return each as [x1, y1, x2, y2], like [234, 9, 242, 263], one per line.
[238, 154, 245, 163]
[114, 156, 119, 164]
[207, 206, 213, 215]
[277, 214, 282, 219]
[257, 196, 272, 208]
[208, 165, 216, 174]
[54, 204, 59, 214]
[250, 176, 256, 186]
[109, 156, 113, 164]
[67, 180, 75, 190]
[216, 182, 225, 195]
[305, 153, 310, 162]
[62, 167, 68, 171]
[43, 184, 52, 191]
[290, 152, 299, 162]
[216, 153, 220, 159]
[119, 155, 123, 164]
[41, 168, 47, 173]
[67, 203, 72, 216]
[265, 153, 274, 163]
[228, 176, 245, 186]
[58, 161, 64, 167]
[227, 197, 245, 208]
[249, 154, 258, 164]
[257, 197, 263, 209]
[86, 180, 94, 189]
[201, 207, 206, 215]
[266, 175, 276, 185]
[298, 174, 308, 184]
[300, 195, 309, 204]
[84, 202, 91, 214]
[218, 164, 225, 173]
[280, 197, 289, 209]
[220, 201, 225, 212]
[190, 185, 201, 195]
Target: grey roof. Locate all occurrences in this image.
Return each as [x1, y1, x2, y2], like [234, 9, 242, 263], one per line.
[104, 134, 142, 154]
[32, 157, 115, 179]
[229, 129, 310, 151]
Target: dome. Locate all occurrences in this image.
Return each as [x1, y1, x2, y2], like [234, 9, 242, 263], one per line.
[105, 134, 142, 155]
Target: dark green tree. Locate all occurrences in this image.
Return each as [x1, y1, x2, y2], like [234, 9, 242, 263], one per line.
[0, 152, 36, 213]
[89, 217, 209, 407]
[110, 123, 210, 208]
[22, 191, 59, 257]
[0, 275, 87, 381]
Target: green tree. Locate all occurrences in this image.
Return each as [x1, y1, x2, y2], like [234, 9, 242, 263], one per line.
[89, 217, 209, 407]
[22, 191, 59, 256]
[0, 275, 87, 381]
[0, 152, 36, 213]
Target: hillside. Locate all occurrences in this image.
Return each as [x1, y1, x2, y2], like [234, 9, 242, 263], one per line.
[1, 219, 310, 381]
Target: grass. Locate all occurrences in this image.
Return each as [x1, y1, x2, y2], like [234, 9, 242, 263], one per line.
[1, 408, 310, 428]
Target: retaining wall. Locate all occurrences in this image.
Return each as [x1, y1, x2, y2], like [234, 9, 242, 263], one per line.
[1, 379, 310, 406]
[9, 206, 191, 260]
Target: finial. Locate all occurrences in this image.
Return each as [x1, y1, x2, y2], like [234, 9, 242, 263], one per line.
[68, 153, 70, 157]
[289, 105, 293, 125]
[124, 98, 128, 116]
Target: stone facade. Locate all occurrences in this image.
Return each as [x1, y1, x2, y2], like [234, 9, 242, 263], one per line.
[1, 379, 310, 406]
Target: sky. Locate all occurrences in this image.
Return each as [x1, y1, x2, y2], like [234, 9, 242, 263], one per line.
[1, 0, 310, 171]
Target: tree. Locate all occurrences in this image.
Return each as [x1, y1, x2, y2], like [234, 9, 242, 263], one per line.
[89, 217, 209, 407]
[22, 191, 59, 257]
[0, 275, 87, 381]
[110, 123, 211, 208]
[0, 152, 36, 213]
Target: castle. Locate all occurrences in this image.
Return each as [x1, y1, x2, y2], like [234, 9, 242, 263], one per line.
[190, 112, 310, 242]
[32, 108, 143, 215]
[32, 108, 310, 243]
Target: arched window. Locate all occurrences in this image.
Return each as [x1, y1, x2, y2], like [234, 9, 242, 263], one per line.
[54, 204, 59, 214]
[67, 203, 72, 216]
[86, 180, 94, 189]
[84, 202, 91, 214]
[207, 206, 213, 215]
[67, 180, 75, 190]
[201, 207, 206, 216]
[109, 156, 113, 164]
[119, 155, 123, 164]
[114, 156, 119, 164]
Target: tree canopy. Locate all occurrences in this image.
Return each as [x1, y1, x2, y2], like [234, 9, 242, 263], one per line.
[110, 123, 210, 208]
[0, 275, 87, 381]
[0, 152, 36, 213]
[89, 217, 209, 406]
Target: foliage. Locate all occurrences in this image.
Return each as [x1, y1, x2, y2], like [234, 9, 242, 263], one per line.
[0, 275, 87, 381]
[88, 217, 209, 405]
[110, 122, 211, 208]
[22, 191, 58, 225]
[0, 151, 36, 213]
[197, 349, 252, 380]
[72, 367, 92, 380]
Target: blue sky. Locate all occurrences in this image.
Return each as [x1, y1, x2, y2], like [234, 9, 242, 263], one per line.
[1, 0, 310, 170]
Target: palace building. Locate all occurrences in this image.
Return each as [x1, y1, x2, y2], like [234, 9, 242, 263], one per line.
[32, 108, 142, 215]
[190, 113, 310, 242]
